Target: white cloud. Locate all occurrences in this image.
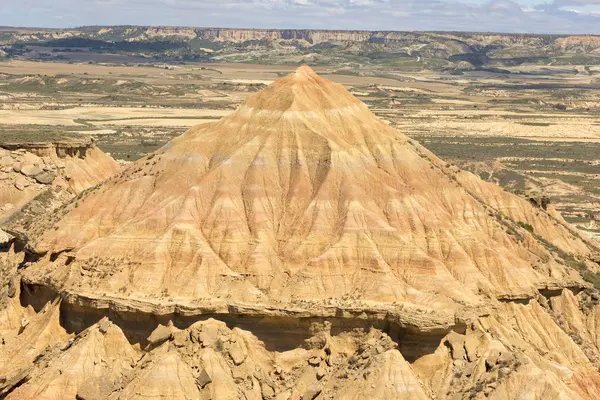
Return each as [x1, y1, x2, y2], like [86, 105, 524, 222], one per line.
[553, 0, 600, 4]
[0, 0, 599, 33]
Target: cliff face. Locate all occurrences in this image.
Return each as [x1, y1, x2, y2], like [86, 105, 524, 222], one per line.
[0, 139, 119, 350]
[196, 29, 373, 44]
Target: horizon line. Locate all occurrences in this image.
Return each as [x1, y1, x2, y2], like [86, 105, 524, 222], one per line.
[1, 25, 599, 37]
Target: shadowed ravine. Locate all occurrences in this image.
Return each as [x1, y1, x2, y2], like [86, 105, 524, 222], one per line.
[19, 280, 464, 359]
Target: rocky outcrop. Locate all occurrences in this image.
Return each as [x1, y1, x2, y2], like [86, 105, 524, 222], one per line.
[6, 318, 138, 400]
[0, 139, 119, 247]
[0, 300, 71, 397]
[0, 140, 117, 213]
[1, 313, 433, 400]
[2, 292, 600, 399]
[0, 138, 96, 159]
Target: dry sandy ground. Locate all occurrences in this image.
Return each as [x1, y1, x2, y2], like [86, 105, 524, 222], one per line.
[0, 60, 408, 88]
[398, 118, 600, 139]
[0, 107, 230, 127]
[1, 59, 598, 145]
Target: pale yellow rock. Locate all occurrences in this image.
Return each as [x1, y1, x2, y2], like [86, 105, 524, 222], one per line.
[113, 344, 200, 400]
[147, 322, 177, 346]
[0, 141, 119, 221]
[0, 301, 71, 396]
[6, 318, 139, 400]
[198, 347, 238, 400]
[333, 350, 430, 399]
[20, 164, 42, 177]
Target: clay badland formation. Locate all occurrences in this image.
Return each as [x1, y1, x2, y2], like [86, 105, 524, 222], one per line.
[2, 67, 600, 399]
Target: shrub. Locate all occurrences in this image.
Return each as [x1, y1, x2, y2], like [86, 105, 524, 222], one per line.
[582, 271, 600, 290]
[517, 221, 534, 233]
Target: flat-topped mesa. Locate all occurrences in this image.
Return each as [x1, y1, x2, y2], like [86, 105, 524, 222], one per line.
[0, 139, 119, 225]
[4, 66, 595, 327]
[0, 138, 96, 159]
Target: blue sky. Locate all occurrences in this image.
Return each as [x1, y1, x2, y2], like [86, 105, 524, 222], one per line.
[1, 0, 600, 34]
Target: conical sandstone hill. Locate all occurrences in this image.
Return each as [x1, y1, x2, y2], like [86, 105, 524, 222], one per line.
[4, 66, 600, 399]
[6, 66, 598, 322]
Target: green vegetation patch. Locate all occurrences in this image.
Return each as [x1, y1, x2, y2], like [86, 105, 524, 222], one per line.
[518, 122, 552, 127]
[517, 221, 534, 233]
[0, 125, 84, 145]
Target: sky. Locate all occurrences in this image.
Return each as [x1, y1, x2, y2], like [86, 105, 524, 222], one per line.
[1, 0, 600, 34]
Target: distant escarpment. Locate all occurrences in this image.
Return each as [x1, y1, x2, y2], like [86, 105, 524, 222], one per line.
[2, 26, 600, 69]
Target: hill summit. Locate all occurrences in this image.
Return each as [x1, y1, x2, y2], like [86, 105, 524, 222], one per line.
[3, 66, 600, 399]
